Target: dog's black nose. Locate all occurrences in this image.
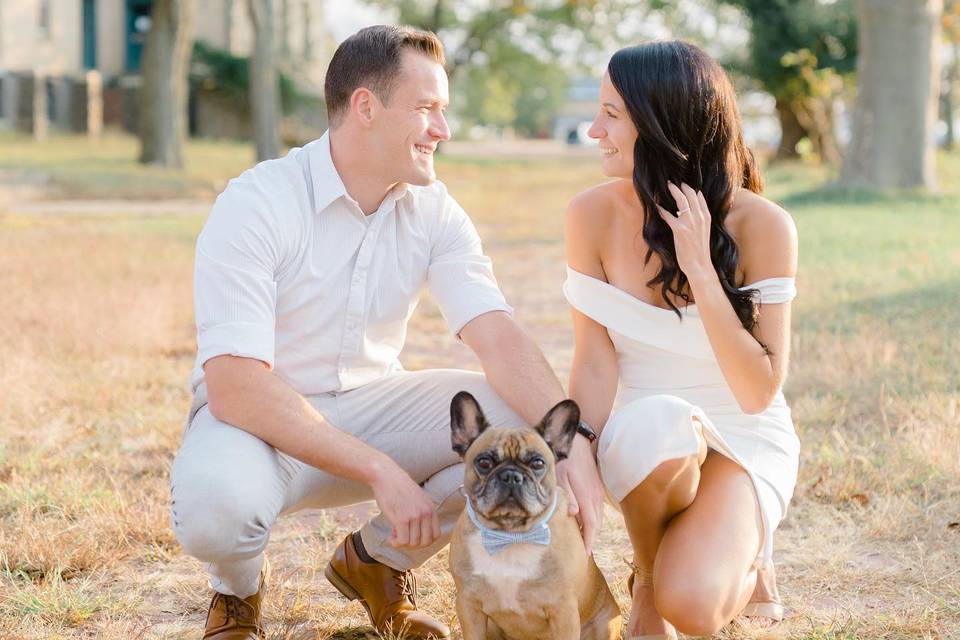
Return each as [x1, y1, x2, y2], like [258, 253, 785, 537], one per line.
[497, 468, 524, 486]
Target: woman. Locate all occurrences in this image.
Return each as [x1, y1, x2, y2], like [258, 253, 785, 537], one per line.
[564, 41, 800, 639]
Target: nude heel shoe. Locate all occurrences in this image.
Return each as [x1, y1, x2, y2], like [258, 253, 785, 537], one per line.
[740, 561, 785, 623]
[625, 559, 678, 640]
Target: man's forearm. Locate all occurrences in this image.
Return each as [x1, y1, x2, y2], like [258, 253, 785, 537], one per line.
[462, 313, 566, 426]
[204, 355, 394, 486]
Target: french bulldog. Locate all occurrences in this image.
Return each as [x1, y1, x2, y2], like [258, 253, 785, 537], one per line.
[447, 392, 622, 640]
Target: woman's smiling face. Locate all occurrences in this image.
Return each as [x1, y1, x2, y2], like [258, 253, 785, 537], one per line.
[588, 72, 639, 179]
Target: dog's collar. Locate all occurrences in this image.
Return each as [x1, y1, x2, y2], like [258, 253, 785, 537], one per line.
[465, 493, 558, 555]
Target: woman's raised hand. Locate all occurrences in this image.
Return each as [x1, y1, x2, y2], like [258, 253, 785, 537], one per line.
[657, 182, 715, 285]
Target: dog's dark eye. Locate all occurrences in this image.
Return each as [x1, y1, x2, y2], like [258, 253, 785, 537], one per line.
[529, 457, 545, 471]
[475, 457, 494, 473]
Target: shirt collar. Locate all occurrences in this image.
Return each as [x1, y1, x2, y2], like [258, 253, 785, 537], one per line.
[310, 130, 412, 216]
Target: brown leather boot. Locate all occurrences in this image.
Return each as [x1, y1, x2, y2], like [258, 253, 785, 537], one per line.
[325, 532, 450, 639]
[202, 558, 269, 639]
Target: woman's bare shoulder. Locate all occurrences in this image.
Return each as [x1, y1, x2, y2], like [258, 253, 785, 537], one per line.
[567, 179, 631, 215]
[565, 180, 635, 275]
[728, 190, 798, 281]
[566, 180, 635, 234]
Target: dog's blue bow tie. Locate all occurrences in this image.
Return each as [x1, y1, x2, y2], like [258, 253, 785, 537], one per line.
[465, 493, 558, 555]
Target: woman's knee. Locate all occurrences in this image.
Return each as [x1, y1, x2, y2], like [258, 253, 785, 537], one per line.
[655, 574, 732, 636]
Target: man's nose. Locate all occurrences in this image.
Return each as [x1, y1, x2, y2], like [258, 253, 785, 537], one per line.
[497, 468, 524, 486]
[429, 112, 451, 141]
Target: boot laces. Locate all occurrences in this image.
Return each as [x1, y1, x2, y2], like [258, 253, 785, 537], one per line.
[394, 570, 417, 606]
[221, 593, 254, 624]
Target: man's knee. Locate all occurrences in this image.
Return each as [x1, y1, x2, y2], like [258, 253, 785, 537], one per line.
[171, 475, 274, 562]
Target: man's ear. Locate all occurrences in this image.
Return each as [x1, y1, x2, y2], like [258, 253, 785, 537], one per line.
[450, 391, 490, 457]
[535, 399, 580, 461]
[349, 87, 378, 126]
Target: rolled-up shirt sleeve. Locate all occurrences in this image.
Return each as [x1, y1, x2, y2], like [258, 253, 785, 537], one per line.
[427, 193, 512, 336]
[193, 184, 285, 369]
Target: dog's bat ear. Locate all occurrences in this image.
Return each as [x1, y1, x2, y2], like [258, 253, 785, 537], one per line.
[535, 399, 580, 461]
[451, 391, 490, 457]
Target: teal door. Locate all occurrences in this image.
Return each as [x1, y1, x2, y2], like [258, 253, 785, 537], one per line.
[125, 0, 154, 72]
[83, 0, 97, 69]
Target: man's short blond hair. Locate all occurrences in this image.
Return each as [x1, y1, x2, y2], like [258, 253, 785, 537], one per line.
[324, 25, 446, 127]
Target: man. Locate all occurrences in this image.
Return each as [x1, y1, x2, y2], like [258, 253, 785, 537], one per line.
[170, 25, 606, 640]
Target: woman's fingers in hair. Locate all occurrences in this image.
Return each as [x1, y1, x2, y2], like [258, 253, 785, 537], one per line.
[666, 182, 689, 216]
[679, 183, 704, 220]
[696, 190, 711, 221]
[657, 204, 679, 227]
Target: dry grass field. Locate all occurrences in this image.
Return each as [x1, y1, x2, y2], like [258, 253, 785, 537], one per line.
[0, 134, 958, 639]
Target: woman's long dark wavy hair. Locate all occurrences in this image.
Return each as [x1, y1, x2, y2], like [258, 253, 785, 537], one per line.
[608, 41, 763, 333]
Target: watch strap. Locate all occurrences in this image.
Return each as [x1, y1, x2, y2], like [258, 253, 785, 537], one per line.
[576, 419, 598, 442]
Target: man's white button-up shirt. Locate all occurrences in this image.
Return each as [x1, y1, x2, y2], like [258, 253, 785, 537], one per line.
[190, 131, 512, 397]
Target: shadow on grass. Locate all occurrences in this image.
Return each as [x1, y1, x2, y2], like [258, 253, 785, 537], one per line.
[795, 275, 960, 332]
[781, 180, 958, 209]
[793, 276, 960, 397]
[323, 627, 374, 640]
[271, 624, 376, 639]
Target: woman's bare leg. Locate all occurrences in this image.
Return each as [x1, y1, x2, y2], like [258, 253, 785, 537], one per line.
[619, 430, 707, 637]
[653, 451, 764, 636]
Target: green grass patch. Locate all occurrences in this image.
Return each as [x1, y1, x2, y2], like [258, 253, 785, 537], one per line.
[0, 131, 255, 199]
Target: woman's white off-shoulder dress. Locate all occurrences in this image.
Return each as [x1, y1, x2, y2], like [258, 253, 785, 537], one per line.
[563, 266, 800, 564]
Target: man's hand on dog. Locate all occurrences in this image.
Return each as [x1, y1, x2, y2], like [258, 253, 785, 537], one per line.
[370, 460, 441, 548]
[557, 434, 605, 556]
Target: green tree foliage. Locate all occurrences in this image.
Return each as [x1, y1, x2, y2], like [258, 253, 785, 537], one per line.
[458, 39, 569, 136]
[719, 0, 858, 164]
[364, 0, 636, 137]
[192, 40, 300, 114]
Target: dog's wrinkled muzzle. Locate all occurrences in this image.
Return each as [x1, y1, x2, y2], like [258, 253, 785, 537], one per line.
[465, 494, 557, 555]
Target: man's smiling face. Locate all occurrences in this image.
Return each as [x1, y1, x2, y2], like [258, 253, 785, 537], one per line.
[374, 50, 451, 186]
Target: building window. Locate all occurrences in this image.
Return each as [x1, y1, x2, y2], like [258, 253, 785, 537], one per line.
[39, 0, 52, 39]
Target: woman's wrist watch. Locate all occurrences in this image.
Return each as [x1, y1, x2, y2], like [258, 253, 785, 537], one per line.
[576, 420, 598, 442]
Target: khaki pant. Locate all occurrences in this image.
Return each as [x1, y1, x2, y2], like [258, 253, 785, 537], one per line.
[170, 369, 523, 598]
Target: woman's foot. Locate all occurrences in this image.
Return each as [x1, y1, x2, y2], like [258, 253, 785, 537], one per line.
[741, 562, 784, 626]
[625, 562, 677, 640]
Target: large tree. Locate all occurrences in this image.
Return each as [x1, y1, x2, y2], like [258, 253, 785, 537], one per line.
[719, 0, 858, 164]
[248, 0, 282, 161]
[840, 0, 943, 190]
[139, 0, 196, 167]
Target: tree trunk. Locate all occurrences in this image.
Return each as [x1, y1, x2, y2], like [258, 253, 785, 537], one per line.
[840, 0, 943, 190]
[248, 0, 281, 162]
[945, 41, 959, 150]
[775, 97, 806, 161]
[944, 79, 955, 150]
[796, 96, 843, 166]
[138, 0, 195, 167]
[430, 0, 445, 33]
